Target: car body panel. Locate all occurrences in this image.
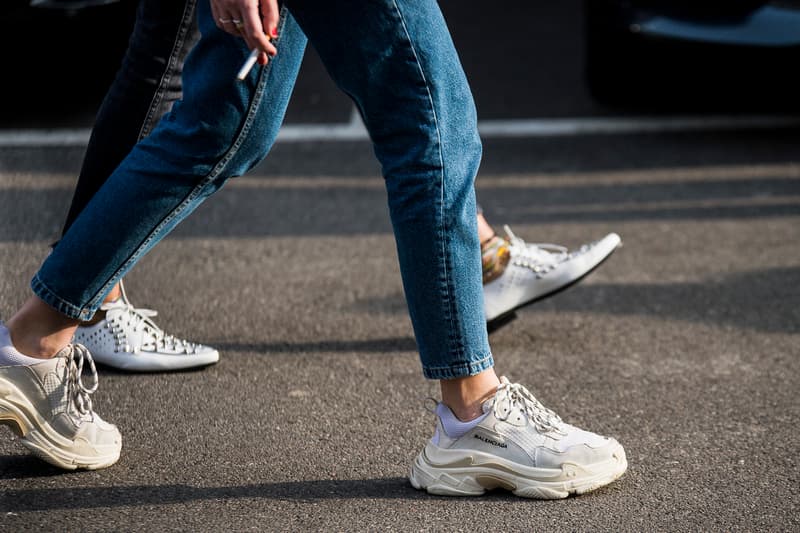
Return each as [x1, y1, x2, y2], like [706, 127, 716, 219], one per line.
[636, 6, 800, 47]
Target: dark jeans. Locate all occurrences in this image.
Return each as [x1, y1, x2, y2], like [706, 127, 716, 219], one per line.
[61, 0, 200, 234]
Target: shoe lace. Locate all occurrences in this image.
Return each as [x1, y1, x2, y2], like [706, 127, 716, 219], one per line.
[503, 225, 569, 275]
[492, 377, 566, 435]
[100, 283, 196, 353]
[64, 344, 98, 419]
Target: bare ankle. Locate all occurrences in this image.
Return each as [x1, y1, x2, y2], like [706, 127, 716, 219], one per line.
[5, 296, 79, 359]
[440, 368, 501, 421]
[103, 283, 122, 305]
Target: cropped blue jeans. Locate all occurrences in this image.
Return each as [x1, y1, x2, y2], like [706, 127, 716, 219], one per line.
[34, 0, 493, 380]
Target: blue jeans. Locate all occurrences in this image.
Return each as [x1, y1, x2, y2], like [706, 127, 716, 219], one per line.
[34, 0, 493, 380]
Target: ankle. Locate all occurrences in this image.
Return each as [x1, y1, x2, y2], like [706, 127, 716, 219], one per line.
[440, 369, 501, 421]
[103, 284, 122, 305]
[5, 296, 79, 359]
[79, 284, 121, 326]
[80, 309, 107, 327]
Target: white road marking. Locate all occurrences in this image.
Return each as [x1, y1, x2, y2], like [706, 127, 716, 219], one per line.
[1, 114, 799, 147]
[3, 163, 797, 190]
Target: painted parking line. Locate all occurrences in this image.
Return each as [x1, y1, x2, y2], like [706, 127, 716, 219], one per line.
[4, 162, 798, 191]
[1, 114, 799, 147]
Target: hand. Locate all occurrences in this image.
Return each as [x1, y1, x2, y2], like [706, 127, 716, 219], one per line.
[211, 0, 279, 65]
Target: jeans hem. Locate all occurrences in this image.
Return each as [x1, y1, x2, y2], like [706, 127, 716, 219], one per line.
[30, 275, 93, 321]
[422, 352, 494, 380]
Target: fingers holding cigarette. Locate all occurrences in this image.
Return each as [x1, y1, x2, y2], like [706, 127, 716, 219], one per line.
[236, 29, 278, 81]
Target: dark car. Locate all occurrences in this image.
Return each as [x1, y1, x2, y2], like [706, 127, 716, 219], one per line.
[584, 0, 800, 111]
[1, 0, 137, 123]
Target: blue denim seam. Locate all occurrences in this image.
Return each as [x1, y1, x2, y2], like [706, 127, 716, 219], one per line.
[391, 0, 465, 362]
[57, 20, 285, 321]
[139, 0, 197, 140]
[422, 352, 494, 380]
[30, 275, 86, 319]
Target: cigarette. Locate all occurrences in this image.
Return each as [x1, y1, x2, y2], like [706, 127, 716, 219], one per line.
[236, 49, 260, 81]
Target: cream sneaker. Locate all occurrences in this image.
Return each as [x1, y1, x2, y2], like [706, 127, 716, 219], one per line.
[0, 335, 121, 470]
[410, 377, 627, 499]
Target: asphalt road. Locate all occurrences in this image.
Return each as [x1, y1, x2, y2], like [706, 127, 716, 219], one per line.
[1, 2, 800, 532]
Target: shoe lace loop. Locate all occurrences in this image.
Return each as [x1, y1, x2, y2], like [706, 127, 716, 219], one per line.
[493, 378, 565, 435]
[503, 225, 568, 273]
[65, 344, 98, 418]
[99, 283, 194, 353]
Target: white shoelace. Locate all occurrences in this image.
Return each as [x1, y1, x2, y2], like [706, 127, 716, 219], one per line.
[101, 299, 198, 354]
[102, 280, 200, 354]
[492, 377, 566, 435]
[503, 225, 569, 274]
[64, 344, 98, 419]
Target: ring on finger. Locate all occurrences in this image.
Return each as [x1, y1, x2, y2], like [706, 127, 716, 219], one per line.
[219, 17, 232, 23]
[233, 18, 244, 30]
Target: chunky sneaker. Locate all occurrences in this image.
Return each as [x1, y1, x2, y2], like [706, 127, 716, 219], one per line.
[484, 226, 622, 325]
[409, 377, 627, 499]
[0, 343, 122, 470]
[74, 283, 219, 372]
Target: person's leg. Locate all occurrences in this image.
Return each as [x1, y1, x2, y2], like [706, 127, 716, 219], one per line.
[289, 1, 493, 396]
[1, 4, 308, 469]
[57, 0, 220, 370]
[61, 0, 199, 234]
[288, 0, 626, 498]
[60, 0, 224, 370]
[29, 4, 306, 323]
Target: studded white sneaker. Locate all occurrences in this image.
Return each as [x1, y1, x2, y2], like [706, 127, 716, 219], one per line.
[409, 377, 627, 499]
[74, 283, 219, 372]
[484, 226, 621, 325]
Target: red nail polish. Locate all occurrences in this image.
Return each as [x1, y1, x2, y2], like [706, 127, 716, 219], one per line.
[271, 27, 278, 38]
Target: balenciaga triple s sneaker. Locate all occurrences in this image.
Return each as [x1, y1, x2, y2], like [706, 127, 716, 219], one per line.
[0, 335, 121, 470]
[410, 377, 627, 499]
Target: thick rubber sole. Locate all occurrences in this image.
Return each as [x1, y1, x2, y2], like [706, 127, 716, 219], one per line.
[409, 442, 627, 499]
[0, 382, 121, 470]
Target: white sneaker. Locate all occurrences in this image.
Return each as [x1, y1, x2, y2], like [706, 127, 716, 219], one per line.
[0, 339, 122, 470]
[484, 226, 621, 324]
[74, 283, 219, 372]
[409, 377, 627, 499]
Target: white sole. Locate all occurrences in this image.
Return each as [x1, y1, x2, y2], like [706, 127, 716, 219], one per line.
[91, 349, 220, 372]
[409, 441, 627, 499]
[0, 379, 121, 470]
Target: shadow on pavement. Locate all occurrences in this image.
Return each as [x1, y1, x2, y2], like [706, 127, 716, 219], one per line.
[349, 267, 800, 336]
[0, 476, 425, 511]
[3, 170, 798, 242]
[208, 337, 417, 355]
[535, 266, 800, 335]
